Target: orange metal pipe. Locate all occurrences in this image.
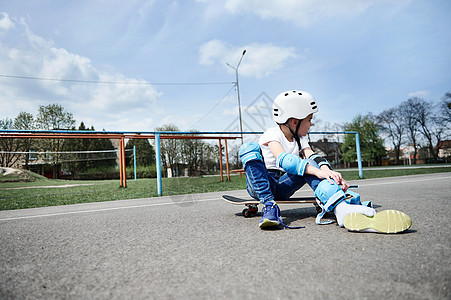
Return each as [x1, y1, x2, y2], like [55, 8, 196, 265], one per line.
[121, 137, 127, 188]
[0, 132, 241, 187]
[119, 138, 123, 187]
[225, 139, 230, 181]
[0, 134, 123, 139]
[219, 139, 223, 182]
[0, 133, 240, 140]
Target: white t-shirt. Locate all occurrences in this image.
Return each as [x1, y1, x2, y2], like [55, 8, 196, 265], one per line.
[258, 126, 310, 170]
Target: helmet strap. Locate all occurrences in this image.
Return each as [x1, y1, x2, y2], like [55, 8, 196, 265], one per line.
[285, 119, 303, 157]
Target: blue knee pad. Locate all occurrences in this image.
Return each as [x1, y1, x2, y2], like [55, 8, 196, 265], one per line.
[345, 190, 361, 205]
[239, 142, 263, 167]
[344, 190, 373, 208]
[314, 179, 346, 225]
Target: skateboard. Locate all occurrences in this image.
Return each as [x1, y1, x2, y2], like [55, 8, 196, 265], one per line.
[222, 195, 318, 218]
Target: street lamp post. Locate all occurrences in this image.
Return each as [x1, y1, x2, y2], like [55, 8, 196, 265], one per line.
[226, 49, 246, 143]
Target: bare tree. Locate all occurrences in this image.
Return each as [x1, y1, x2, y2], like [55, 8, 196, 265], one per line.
[399, 98, 421, 164]
[378, 107, 404, 164]
[0, 118, 21, 167]
[180, 131, 216, 176]
[413, 98, 444, 163]
[14, 112, 35, 168]
[438, 92, 451, 132]
[155, 124, 181, 177]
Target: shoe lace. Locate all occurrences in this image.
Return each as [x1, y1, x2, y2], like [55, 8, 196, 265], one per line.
[271, 203, 304, 230]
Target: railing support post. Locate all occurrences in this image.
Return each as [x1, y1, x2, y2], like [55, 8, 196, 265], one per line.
[155, 133, 163, 195]
[355, 132, 363, 179]
[133, 145, 137, 182]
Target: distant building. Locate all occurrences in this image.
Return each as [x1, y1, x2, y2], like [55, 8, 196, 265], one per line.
[437, 140, 451, 162]
[309, 138, 342, 168]
[167, 163, 189, 178]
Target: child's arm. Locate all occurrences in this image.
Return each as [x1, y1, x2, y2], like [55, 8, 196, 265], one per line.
[268, 141, 327, 179]
[302, 147, 349, 191]
[268, 141, 349, 191]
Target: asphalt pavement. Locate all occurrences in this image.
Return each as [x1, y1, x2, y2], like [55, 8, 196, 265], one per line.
[0, 172, 450, 299]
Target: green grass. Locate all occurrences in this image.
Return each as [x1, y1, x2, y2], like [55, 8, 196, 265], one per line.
[0, 176, 247, 211]
[339, 166, 451, 180]
[0, 169, 49, 183]
[0, 166, 450, 211]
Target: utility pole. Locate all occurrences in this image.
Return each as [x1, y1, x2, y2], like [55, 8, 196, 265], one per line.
[226, 49, 246, 143]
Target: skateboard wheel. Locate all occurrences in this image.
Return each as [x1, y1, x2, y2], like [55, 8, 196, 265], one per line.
[314, 203, 321, 213]
[242, 208, 252, 218]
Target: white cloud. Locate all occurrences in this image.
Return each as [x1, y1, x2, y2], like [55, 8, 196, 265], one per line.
[0, 15, 162, 131]
[200, 0, 410, 27]
[199, 40, 296, 78]
[198, 39, 229, 66]
[222, 106, 239, 117]
[0, 12, 14, 31]
[408, 90, 430, 98]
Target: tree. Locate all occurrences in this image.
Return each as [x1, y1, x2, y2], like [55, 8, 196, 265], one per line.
[438, 93, 451, 137]
[35, 104, 76, 178]
[179, 130, 213, 176]
[341, 114, 386, 167]
[61, 122, 86, 176]
[377, 107, 404, 164]
[228, 142, 242, 170]
[14, 112, 35, 168]
[0, 112, 37, 168]
[35, 103, 75, 130]
[125, 138, 155, 167]
[155, 124, 181, 177]
[414, 98, 444, 163]
[442, 92, 451, 122]
[87, 133, 116, 170]
[0, 118, 20, 167]
[399, 98, 421, 164]
[62, 122, 116, 177]
[153, 125, 217, 176]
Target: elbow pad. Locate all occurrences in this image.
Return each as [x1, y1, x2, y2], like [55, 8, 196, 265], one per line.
[308, 153, 332, 170]
[276, 152, 308, 176]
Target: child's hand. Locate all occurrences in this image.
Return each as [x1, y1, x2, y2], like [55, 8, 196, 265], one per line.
[317, 168, 350, 191]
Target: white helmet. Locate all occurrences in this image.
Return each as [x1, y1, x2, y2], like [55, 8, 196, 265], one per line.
[272, 90, 319, 124]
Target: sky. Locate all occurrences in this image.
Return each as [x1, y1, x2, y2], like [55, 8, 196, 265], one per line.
[0, 0, 450, 135]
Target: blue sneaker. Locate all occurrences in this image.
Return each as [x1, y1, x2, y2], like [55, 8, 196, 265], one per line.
[259, 201, 281, 228]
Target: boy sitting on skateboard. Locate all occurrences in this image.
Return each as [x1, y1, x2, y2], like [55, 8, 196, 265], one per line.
[239, 90, 411, 233]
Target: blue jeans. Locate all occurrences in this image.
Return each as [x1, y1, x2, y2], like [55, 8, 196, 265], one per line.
[244, 159, 322, 204]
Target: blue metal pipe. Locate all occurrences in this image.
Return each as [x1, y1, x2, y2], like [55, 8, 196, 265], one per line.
[355, 132, 364, 178]
[155, 133, 162, 196]
[133, 145, 137, 182]
[0, 129, 263, 135]
[1, 129, 365, 186]
[1, 129, 358, 136]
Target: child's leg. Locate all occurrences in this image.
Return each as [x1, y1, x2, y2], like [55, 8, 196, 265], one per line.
[239, 142, 275, 204]
[244, 161, 281, 228]
[243, 159, 275, 204]
[302, 159, 376, 225]
[239, 142, 281, 228]
[313, 177, 411, 233]
[333, 201, 376, 226]
[314, 179, 376, 225]
[274, 172, 311, 200]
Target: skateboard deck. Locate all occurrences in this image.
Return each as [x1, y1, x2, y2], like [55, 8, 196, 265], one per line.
[222, 195, 318, 218]
[222, 195, 316, 205]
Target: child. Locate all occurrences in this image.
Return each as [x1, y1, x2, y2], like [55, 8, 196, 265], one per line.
[239, 90, 412, 233]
